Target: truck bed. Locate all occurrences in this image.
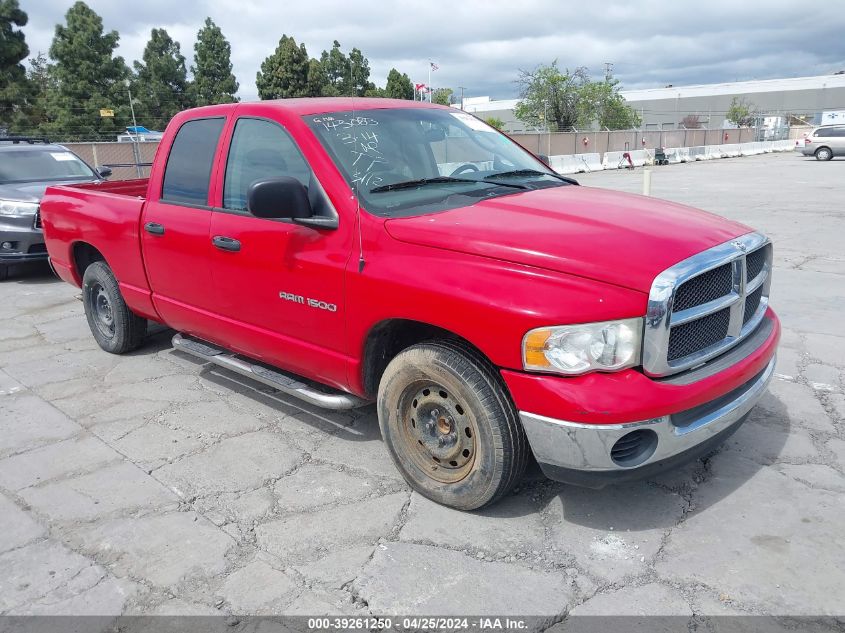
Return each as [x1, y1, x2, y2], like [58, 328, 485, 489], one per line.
[41, 177, 155, 318]
[66, 177, 150, 199]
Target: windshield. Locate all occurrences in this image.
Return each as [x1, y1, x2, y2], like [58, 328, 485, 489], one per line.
[305, 107, 569, 217]
[0, 149, 97, 184]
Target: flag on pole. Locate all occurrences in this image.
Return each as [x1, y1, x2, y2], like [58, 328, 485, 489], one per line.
[415, 83, 427, 91]
[430, 62, 439, 71]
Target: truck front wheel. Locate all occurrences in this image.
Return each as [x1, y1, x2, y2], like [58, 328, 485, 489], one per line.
[377, 341, 529, 510]
[82, 261, 147, 354]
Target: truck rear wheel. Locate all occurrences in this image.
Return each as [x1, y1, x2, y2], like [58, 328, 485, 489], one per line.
[82, 261, 147, 354]
[377, 340, 529, 510]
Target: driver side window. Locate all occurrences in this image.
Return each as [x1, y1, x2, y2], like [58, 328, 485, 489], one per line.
[223, 118, 311, 211]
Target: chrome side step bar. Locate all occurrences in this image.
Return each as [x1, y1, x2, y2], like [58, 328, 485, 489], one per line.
[171, 333, 369, 410]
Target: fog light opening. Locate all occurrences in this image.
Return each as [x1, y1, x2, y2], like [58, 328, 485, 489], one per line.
[610, 429, 658, 467]
[1, 242, 13, 250]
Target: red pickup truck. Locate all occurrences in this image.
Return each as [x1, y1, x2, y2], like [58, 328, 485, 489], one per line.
[41, 98, 779, 510]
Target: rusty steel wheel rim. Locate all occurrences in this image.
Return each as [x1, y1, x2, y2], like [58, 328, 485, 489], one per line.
[397, 382, 478, 484]
[88, 282, 115, 339]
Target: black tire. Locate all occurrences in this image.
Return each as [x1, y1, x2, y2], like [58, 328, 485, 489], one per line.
[377, 340, 529, 510]
[815, 147, 833, 161]
[82, 261, 147, 354]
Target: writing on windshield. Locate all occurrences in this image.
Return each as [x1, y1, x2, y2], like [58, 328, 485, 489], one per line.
[311, 115, 388, 190]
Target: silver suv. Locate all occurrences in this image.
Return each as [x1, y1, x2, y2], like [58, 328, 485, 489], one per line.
[0, 137, 110, 281]
[800, 125, 845, 160]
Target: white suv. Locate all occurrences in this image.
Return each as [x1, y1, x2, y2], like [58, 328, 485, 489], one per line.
[800, 125, 845, 160]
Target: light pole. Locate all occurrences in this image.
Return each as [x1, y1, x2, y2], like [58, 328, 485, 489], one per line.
[125, 80, 141, 178]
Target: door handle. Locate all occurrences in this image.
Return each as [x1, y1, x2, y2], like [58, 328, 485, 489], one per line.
[212, 235, 241, 252]
[144, 222, 165, 235]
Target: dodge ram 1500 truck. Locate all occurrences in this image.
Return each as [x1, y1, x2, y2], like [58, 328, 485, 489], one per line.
[40, 98, 779, 510]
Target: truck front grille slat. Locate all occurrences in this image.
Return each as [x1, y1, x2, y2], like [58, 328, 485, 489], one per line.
[743, 285, 763, 325]
[668, 308, 731, 361]
[671, 263, 733, 312]
[643, 235, 772, 376]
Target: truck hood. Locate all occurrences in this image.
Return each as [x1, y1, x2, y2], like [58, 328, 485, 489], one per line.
[0, 179, 97, 203]
[384, 186, 752, 292]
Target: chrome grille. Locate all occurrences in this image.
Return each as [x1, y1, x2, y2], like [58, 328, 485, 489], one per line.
[33, 208, 42, 229]
[746, 247, 766, 283]
[743, 285, 764, 326]
[672, 263, 733, 312]
[643, 233, 772, 377]
[668, 307, 731, 361]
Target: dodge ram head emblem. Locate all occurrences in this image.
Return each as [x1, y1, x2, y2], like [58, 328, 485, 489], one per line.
[732, 240, 748, 253]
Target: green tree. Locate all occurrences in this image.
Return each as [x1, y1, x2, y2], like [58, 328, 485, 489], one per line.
[48, 1, 130, 140]
[0, 0, 30, 130]
[190, 18, 238, 106]
[305, 58, 327, 97]
[347, 47, 373, 96]
[726, 97, 756, 127]
[256, 34, 309, 99]
[364, 85, 386, 97]
[578, 78, 640, 129]
[384, 68, 413, 100]
[514, 62, 589, 131]
[14, 52, 56, 134]
[132, 28, 189, 130]
[484, 116, 505, 131]
[319, 40, 348, 95]
[432, 87, 453, 105]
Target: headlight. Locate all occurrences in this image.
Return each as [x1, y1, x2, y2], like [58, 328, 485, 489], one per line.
[522, 318, 643, 375]
[0, 200, 39, 217]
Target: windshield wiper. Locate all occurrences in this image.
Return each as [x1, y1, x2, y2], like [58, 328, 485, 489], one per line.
[484, 169, 578, 185]
[370, 176, 526, 193]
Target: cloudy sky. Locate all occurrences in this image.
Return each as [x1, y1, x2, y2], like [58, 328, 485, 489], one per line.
[20, 0, 845, 101]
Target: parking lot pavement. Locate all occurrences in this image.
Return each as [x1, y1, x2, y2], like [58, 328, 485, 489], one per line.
[0, 151, 843, 624]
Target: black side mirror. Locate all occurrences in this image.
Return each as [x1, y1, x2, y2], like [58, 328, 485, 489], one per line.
[537, 154, 550, 167]
[96, 166, 113, 178]
[247, 177, 312, 220]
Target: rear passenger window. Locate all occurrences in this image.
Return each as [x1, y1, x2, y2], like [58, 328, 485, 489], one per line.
[161, 117, 225, 206]
[223, 118, 311, 211]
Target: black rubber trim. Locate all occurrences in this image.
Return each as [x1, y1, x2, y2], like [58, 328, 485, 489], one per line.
[536, 411, 750, 489]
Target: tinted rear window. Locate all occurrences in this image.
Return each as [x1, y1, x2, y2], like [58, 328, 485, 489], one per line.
[161, 117, 225, 206]
[814, 127, 845, 137]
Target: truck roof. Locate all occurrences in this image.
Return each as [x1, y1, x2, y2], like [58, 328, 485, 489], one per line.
[183, 97, 447, 118]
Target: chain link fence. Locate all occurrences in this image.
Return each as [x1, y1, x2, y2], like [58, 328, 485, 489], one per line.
[61, 141, 158, 180]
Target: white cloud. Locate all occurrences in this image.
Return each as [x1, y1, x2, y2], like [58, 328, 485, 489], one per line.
[20, 0, 845, 101]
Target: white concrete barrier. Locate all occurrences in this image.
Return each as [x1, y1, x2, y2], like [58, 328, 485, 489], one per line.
[720, 143, 741, 157]
[690, 146, 708, 160]
[672, 147, 690, 163]
[706, 145, 724, 159]
[602, 150, 647, 169]
[579, 153, 603, 172]
[549, 154, 580, 175]
[550, 153, 603, 174]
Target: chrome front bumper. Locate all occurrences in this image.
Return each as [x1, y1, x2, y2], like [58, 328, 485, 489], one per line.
[519, 356, 775, 482]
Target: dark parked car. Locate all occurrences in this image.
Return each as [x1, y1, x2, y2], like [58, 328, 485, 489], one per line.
[0, 137, 111, 280]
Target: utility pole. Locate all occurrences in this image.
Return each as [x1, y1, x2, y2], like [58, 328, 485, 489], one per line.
[458, 86, 466, 110]
[603, 62, 614, 82]
[125, 79, 141, 178]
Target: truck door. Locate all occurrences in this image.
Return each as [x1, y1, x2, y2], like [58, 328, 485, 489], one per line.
[207, 116, 353, 387]
[140, 116, 227, 334]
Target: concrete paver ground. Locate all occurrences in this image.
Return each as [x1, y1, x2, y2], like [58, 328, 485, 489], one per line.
[0, 151, 843, 625]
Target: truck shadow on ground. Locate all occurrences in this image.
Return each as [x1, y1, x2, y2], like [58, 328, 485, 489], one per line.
[137, 327, 792, 531]
[1, 262, 61, 285]
[537, 393, 791, 531]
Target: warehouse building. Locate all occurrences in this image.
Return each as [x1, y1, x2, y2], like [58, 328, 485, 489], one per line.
[462, 73, 845, 132]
